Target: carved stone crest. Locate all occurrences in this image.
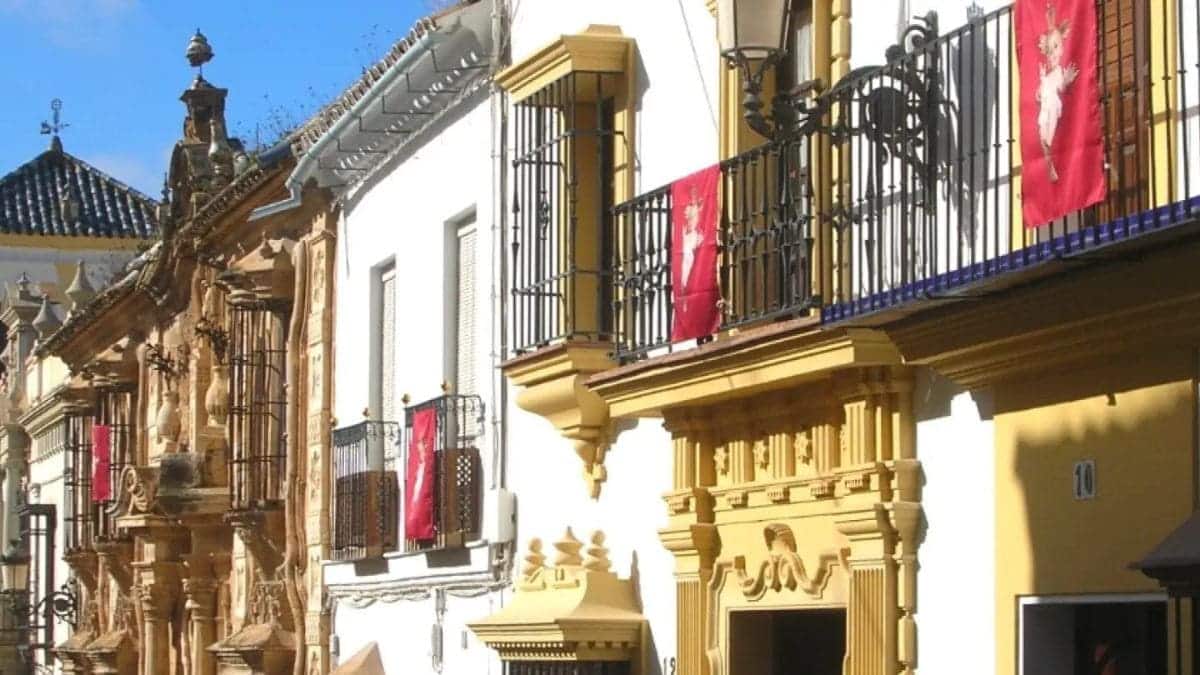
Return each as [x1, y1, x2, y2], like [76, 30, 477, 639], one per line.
[734, 523, 846, 600]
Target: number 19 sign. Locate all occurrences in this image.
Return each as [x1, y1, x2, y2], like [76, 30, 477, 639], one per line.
[1073, 459, 1097, 500]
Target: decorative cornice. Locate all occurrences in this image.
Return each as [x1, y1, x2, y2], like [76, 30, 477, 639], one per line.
[589, 323, 903, 418]
[497, 25, 635, 102]
[887, 238, 1200, 388]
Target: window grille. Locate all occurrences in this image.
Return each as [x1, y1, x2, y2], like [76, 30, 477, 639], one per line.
[506, 661, 631, 675]
[227, 296, 289, 511]
[402, 394, 484, 552]
[510, 71, 619, 354]
[93, 386, 133, 541]
[62, 407, 93, 554]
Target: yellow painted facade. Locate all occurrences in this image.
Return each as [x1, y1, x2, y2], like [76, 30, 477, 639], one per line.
[993, 349, 1195, 674]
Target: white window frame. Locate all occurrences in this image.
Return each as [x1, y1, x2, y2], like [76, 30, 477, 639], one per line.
[1017, 592, 1168, 675]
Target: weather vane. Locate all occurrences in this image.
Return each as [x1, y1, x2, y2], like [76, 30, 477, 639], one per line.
[40, 99, 68, 138]
[186, 29, 214, 78]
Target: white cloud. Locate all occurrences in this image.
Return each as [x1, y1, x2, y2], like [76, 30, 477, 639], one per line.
[0, 0, 139, 50]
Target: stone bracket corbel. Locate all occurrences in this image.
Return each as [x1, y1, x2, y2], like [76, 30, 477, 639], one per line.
[503, 344, 616, 499]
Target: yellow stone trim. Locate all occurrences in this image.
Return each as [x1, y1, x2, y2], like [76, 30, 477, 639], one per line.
[497, 25, 635, 103]
[503, 343, 615, 498]
[0, 232, 146, 251]
[591, 326, 902, 419]
[469, 529, 644, 664]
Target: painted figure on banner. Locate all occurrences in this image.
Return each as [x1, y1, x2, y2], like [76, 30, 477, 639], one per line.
[1035, 4, 1078, 182]
[1015, 0, 1106, 226]
[670, 164, 721, 341]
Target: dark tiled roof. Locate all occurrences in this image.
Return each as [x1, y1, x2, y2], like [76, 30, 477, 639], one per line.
[0, 147, 158, 239]
[291, 0, 480, 154]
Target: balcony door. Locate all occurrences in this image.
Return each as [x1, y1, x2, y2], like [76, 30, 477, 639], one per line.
[1097, 0, 1150, 222]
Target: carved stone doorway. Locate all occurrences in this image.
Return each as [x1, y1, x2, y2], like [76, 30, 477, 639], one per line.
[729, 608, 846, 675]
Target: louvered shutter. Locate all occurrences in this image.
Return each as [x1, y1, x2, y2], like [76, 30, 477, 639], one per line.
[455, 224, 477, 400]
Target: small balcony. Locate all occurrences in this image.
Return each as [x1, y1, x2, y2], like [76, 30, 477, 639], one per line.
[330, 421, 401, 561]
[516, 3, 1200, 367]
[401, 393, 484, 553]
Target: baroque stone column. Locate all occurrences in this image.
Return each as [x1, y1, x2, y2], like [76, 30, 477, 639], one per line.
[133, 563, 180, 675]
[183, 575, 219, 675]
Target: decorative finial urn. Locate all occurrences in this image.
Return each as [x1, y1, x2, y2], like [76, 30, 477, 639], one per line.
[186, 30, 214, 70]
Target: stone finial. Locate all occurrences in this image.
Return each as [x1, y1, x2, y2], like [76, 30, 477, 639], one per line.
[15, 272, 32, 302]
[521, 538, 546, 578]
[65, 260, 95, 316]
[583, 530, 611, 573]
[33, 295, 61, 339]
[553, 528, 583, 567]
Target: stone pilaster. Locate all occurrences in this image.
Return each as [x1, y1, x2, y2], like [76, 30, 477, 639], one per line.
[837, 507, 897, 675]
[133, 562, 180, 675]
[182, 567, 219, 675]
[303, 206, 337, 675]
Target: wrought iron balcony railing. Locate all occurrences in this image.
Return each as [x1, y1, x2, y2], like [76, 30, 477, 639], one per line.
[401, 394, 484, 552]
[611, 1, 1200, 362]
[330, 421, 401, 561]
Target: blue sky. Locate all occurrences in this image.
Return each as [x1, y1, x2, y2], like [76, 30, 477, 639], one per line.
[0, 0, 431, 196]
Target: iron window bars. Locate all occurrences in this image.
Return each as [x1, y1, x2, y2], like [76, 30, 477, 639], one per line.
[62, 407, 93, 555]
[227, 299, 289, 511]
[330, 421, 401, 561]
[506, 662, 631, 675]
[93, 386, 133, 541]
[510, 71, 619, 355]
[401, 393, 484, 552]
[3, 504, 76, 671]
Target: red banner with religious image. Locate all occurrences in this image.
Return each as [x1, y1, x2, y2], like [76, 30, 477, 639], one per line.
[92, 424, 112, 503]
[1016, 0, 1107, 226]
[671, 164, 722, 341]
[405, 408, 437, 541]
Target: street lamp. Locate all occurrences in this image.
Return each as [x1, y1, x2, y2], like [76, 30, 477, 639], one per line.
[718, 0, 792, 138]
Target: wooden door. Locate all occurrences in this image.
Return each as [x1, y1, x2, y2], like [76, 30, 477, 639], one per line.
[1096, 0, 1150, 222]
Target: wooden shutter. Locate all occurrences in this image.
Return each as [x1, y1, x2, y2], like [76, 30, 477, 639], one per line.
[1097, 0, 1149, 221]
[439, 447, 482, 546]
[455, 224, 478, 398]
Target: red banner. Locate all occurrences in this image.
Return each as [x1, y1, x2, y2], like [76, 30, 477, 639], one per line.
[671, 164, 722, 341]
[91, 425, 111, 502]
[405, 408, 437, 541]
[1016, 0, 1107, 226]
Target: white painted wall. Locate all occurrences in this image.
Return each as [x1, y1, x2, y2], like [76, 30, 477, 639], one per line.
[915, 374, 995, 675]
[327, 86, 509, 675]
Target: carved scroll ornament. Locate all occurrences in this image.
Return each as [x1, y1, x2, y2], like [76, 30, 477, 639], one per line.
[733, 523, 847, 600]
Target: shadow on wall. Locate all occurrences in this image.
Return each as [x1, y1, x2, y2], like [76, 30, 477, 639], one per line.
[998, 350, 1193, 674]
[629, 550, 664, 675]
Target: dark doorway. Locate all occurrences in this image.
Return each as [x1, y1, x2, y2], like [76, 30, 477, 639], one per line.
[729, 607, 846, 675]
[1022, 599, 1166, 675]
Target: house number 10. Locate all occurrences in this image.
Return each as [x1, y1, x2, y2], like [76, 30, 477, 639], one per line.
[1073, 459, 1096, 500]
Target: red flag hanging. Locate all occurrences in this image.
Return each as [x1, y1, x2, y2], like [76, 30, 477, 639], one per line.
[91, 424, 111, 503]
[405, 408, 437, 541]
[671, 164, 722, 341]
[1016, 0, 1107, 226]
